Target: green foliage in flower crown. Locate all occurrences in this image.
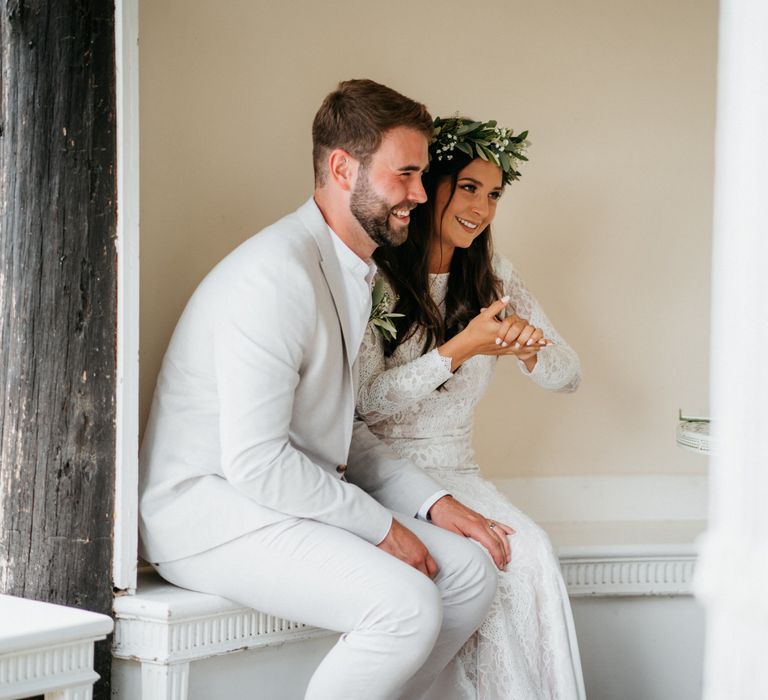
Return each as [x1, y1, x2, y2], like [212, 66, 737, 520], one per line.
[429, 116, 529, 185]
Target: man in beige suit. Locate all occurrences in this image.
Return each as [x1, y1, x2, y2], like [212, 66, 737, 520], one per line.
[140, 80, 512, 699]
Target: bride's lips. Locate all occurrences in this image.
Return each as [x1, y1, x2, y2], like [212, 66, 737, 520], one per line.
[455, 216, 480, 233]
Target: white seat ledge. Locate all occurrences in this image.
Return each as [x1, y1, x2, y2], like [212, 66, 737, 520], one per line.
[112, 571, 334, 666]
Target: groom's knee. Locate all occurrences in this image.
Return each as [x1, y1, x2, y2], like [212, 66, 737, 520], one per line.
[474, 547, 499, 617]
[441, 538, 498, 625]
[366, 570, 444, 664]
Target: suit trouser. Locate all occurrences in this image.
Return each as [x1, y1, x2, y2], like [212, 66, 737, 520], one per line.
[156, 512, 498, 700]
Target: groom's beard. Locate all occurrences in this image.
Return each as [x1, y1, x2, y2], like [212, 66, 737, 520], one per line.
[350, 168, 410, 248]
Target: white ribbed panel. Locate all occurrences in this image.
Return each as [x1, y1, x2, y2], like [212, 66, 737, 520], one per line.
[695, 0, 768, 698]
[113, 609, 332, 665]
[0, 641, 98, 700]
[561, 555, 696, 597]
[140, 662, 189, 700]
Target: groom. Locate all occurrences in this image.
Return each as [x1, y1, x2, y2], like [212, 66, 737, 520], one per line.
[139, 79, 509, 699]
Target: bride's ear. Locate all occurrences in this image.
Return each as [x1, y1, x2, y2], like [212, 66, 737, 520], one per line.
[327, 149, 357, 191]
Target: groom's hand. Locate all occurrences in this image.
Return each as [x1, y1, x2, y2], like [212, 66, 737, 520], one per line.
[378, 520, 438, 579]
[428, 496, 514, 570]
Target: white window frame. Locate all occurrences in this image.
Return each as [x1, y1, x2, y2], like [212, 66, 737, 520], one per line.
[696, 1, 768, 696]
[114, 0, 140, 594]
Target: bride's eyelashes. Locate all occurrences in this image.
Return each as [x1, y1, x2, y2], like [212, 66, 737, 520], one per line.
[458, 183, 503, 200]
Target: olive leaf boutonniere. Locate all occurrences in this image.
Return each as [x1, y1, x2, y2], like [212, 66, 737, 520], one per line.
[368, 278, 404, 342]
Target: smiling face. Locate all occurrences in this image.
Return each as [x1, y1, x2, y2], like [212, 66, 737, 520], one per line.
[429, 158, 504, 272]
[349, 126, 429, 248]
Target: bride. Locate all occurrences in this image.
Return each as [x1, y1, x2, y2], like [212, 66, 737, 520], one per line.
[357, 116, 587, 699]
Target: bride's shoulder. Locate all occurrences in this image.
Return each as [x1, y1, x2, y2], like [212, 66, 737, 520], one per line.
[491, 252, 521, 281]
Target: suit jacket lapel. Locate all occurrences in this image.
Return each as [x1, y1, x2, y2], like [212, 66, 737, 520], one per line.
[297, 198, 356, 369]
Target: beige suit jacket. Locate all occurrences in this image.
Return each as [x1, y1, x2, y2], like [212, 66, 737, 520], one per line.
[139, 198, 442, 563]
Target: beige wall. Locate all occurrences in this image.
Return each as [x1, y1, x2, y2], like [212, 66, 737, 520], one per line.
[139, 0, 717, 477]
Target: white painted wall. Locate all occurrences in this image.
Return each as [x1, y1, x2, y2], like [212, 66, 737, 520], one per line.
[573, 596, 705, 700]
[139, 0, 716, 479]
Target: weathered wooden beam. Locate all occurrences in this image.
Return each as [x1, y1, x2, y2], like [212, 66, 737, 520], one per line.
[0, 2, 117, 697]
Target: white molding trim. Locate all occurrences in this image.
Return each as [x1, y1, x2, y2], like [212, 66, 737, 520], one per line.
[114, 0, 141, 593]
[0, 641, 97, 700]
[560, 551, 697, 597]
[113, 610, 333, 665]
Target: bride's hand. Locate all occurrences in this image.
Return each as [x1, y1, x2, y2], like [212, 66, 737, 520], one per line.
[437, 298, 509, 370]
[489, 315, 551, 372]
[437, 298, 549, 370]
[493, 315, 548, 354]
[428, 496, 515, 570]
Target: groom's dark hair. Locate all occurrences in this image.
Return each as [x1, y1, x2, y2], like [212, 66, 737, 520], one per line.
[312, 79, 432, 186]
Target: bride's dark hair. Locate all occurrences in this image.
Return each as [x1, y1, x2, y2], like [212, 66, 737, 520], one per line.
[372, 151, 503, 357]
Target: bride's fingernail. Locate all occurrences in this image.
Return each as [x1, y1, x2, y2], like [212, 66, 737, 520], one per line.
[501, 341, 509, 348]
[501, 295, 510, 303]
[495, 337, 502, 346]
[514, 342, 520, 349]
[538, 339, 547, 345]
[526, 339, 534, 346]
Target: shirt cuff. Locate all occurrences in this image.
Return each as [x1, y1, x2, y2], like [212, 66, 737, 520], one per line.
[417, 490, 451, 521]
[372, 513, 394, 546]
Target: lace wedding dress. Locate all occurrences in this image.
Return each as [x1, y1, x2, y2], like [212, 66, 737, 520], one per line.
[357, 254, 587, 700]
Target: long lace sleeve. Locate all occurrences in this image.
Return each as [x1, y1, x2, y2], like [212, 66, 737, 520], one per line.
[495, 254, 581, 392]
[356, 278, 453, 425]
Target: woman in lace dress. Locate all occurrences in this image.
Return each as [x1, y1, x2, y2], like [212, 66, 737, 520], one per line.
[357, 117, 586, 700]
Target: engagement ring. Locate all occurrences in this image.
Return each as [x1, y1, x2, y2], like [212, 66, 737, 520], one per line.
[489, 522, 496, 530]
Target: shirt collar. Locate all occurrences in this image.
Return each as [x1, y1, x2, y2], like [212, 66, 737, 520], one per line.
[327, 225, 377, 286]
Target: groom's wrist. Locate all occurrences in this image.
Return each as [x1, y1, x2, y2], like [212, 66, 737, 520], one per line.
[418, 490, 451, 521]
[416, 489, 451, 521]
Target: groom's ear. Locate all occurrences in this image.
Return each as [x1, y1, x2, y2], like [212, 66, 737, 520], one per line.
[327, 149, 357, 192]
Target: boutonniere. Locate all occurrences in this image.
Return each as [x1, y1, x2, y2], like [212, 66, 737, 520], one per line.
[369, 278, 404, 342]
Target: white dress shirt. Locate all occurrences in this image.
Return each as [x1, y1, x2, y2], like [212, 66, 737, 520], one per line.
[328, 227, 449, 521]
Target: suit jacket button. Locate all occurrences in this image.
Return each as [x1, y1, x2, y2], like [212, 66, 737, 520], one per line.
[336, 463, 347, 475]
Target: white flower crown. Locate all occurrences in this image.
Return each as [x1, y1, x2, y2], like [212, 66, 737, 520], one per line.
[430, 116, 529, 185]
